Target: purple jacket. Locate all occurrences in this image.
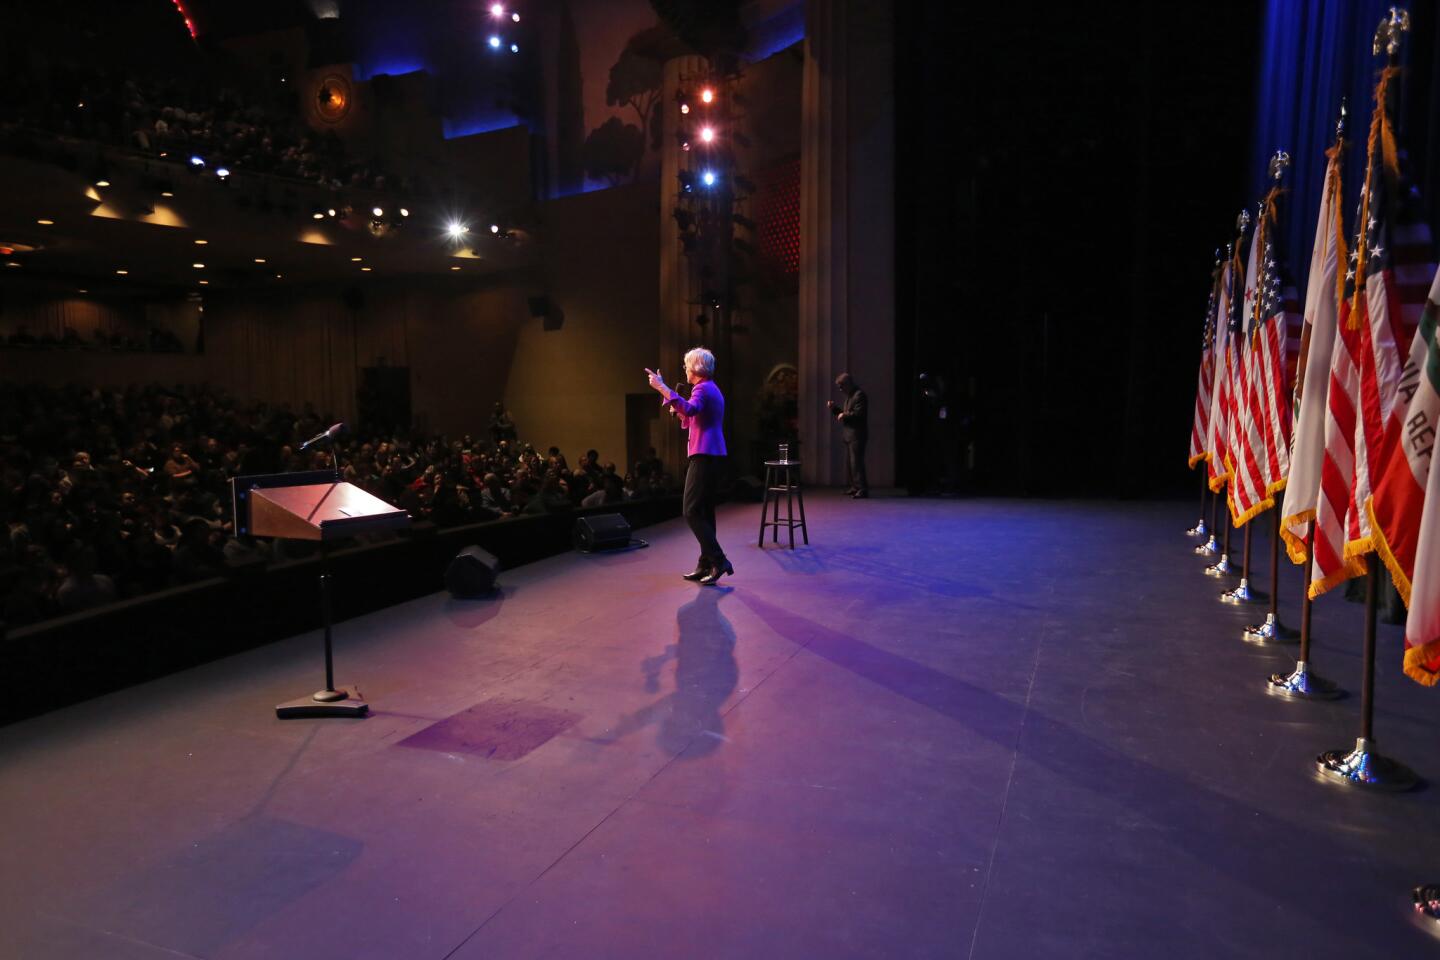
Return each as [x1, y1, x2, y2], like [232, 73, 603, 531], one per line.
[663, 378, 727, 457]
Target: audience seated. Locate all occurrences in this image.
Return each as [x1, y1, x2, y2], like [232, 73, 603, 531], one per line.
[0, 58, 401, 193]
[1, 324, 187, 354]
[0, 383, 676, 629]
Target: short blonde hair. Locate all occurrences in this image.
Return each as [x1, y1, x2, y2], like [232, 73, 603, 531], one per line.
[684, 347, 716, 378]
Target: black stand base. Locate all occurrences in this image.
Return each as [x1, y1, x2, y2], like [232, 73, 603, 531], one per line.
[276, 688, 369, 719]
[1315, 738, 1416, 791]
[1243, 614, 1300, 644]
[1266, 662, 1343, 700]
[1412, 884, 1440, 938]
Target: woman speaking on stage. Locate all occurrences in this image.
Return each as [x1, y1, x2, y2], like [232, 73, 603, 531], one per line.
[646, 348, 732, 585]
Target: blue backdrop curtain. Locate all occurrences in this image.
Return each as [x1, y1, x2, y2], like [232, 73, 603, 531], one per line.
[1250, 0, 1426, 294]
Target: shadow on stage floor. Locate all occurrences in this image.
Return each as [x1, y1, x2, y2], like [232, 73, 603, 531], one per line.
[2, 492, 1438, 959]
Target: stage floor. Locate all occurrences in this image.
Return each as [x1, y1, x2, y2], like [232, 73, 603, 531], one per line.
[3, 492, 1439, 958]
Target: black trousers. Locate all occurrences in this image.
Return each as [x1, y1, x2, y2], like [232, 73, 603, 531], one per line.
[844, 432, 868, 493]
[683, 454, 726, 566]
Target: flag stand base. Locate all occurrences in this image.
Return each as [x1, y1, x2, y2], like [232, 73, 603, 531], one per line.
[1204, 553, 1236, 576]
[1243, 613, 1299, 644]
[1267, 661, 1341, 699]
[1220, 578, 1265, 603]
[1194, 535, 1219, 557]
[1186, 519, 1208, 538]
[1316, 737, 1416, 791]
[1411, 885, 1440, 936]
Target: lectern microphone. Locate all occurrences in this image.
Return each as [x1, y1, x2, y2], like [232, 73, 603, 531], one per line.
[299, 422, 345, 450]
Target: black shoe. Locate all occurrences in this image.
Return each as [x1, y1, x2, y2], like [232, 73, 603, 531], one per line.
[682, 564, 711, 581]
[852, 490, 869, 499]
[699, 559, 733, 585]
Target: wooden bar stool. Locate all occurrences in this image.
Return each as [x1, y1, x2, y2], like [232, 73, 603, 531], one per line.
[758, 459, 808, 549]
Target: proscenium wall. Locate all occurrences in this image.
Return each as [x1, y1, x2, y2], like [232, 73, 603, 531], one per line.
[503, 181, 660, 471]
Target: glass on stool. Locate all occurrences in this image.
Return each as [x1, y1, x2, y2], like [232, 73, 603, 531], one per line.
[778, 443, 789, 463]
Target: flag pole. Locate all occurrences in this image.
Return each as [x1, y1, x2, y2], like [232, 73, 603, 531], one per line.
[1315, 11, 1414, 791]
[1204, 503, 1234, 575]
[1245, 506, 1300, 641]
[1316, 555, 1415, 788]
[1186, 472, 1208, 538]
[1268, 530, 1340, 697]
[1196, 482, 1219, 555]
[1221, 520, 1264, 603]
[1205, 212, 1249, 578]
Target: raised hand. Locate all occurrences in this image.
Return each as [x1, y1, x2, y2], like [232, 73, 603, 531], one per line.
[645, 368, 668, 394]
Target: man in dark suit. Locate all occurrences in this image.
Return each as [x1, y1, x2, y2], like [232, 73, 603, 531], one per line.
[828, 372, 868, 498]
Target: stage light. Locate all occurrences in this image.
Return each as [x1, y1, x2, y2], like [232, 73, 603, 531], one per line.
[676, 90, 691, 115]
[490, 224, 500, 234]
[5, 261, 20, 268]
[360, 266, 372, 272]
[699, 126, 715, 144]
[511, 11, 520, 21]
[447, 221, 469, 239]
[192, 263, 205, 269]
[198, 279, 208, 285]
[189, 155, 205, 167]
[254, 258, 266, 264]
[701, 169, 717, 188]
[161, 190, 175, 197]
[95, 177, 111, 188]
[678, 170, 695, 193]
[372, 206, 384, 218]
[700, 88, 715, 104]
[327, 207, 337, 217]
[451, 265, 461, 270]
[194, 239, 208, 245]
[488, 35, 502, 49]
[489, 2, 504, 15]
[215, 167, 230, 179]
[351, 256, 363, 262]
[36, 219, 54, 226]
[312, 208, 326, 220]
[115, 269, 129, 275]
[399, 207, 410, 218]
[680, 103, 690, 115]
[510, 43, 519, 53]
[677, 132, 691, 151]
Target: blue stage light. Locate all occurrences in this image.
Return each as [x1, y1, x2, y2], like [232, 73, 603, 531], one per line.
[488, 35, 502, 49]
[701, 170, 717, 187]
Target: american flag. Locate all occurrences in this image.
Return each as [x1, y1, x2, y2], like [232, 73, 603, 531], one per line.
[1227, 217, 1272, 524]
[1253, 173, 1304, 501]
[1311, 66, 1435, 598]
[1207, 224, 1249, 495]
[1188, 253, 1224, 469]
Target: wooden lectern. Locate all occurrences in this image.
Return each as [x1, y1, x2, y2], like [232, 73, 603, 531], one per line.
[233, 471, 409, 718]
